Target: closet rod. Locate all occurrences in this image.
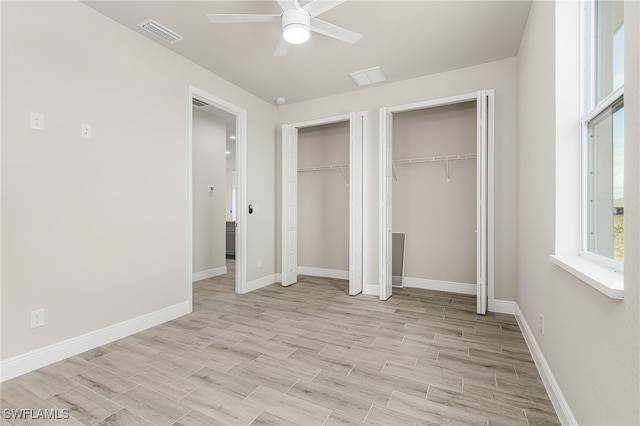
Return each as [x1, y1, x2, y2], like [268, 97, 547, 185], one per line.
[392, 153, 476, 182]
[298, 164, 350, 184]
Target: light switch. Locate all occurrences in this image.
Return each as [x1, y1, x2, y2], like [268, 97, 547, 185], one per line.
[30, 111, 44, 130]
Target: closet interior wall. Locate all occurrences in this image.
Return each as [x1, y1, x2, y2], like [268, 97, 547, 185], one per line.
[392, 102, 477, 286]
[297, 121, 350, 275]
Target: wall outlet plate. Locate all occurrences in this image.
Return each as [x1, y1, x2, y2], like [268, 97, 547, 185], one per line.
[30, 308, 44, 328]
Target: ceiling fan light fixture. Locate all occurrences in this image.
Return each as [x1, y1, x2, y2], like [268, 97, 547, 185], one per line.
[282, 7, 311, 45]
[283, 23, 310, 44]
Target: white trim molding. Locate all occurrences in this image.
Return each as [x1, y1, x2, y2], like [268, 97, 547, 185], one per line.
[363, 283, 378, 296]
[403, 277, 476, 295]
[515, 304, 578, 425]
[243, 274, 277, 293]
[298, 267, 349, 280]
[192, 266, 227, 282]
[0, 301, 190, 382]
[489, 299, 516, 315]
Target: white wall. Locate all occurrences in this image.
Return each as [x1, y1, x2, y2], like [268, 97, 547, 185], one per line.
[1, 1, 276, 368]
[392, 103, 477, 285]
[516, 1, 639, 424]
[192, 109, 226, 274]
[277, 57, 518, 301]
[298, 122, 350, 272]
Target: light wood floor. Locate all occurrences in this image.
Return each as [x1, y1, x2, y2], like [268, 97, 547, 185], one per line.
[1, 270, 560, 425]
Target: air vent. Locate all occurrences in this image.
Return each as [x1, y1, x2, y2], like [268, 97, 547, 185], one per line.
[349, 66, 387, 87]
[192, 98, 209, 108]
[137, 19, 184, 44]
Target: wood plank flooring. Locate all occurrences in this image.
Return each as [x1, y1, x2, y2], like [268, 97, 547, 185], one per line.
[0, 270, 560, 425]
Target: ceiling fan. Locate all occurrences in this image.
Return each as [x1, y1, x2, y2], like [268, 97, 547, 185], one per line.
[207, 0, 363, 56]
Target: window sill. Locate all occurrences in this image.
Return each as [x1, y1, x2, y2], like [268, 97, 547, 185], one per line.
[549, 255, 624, 299]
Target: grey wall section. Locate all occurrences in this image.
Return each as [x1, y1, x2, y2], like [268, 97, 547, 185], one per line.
[192, 109, 226, 273]
[276, 57, 517, 301]
[392, 103, 476, 284]
[1, 1, 277, 360]
[516, 1, 639, 424]
[297, 122, 350, 272]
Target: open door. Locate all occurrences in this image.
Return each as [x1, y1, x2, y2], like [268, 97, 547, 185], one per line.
[379, 108, 393, 300]
[476, 91, 488, 314]
[349, 112, 365, 295]
[281, 124, 298, 287]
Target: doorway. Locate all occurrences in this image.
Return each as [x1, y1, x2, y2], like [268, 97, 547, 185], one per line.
[188, 86, 247, 304]
[380, 91, 494, 314]
[281, 112, 366, 296]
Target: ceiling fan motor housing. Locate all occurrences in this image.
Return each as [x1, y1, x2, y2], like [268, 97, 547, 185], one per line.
[282, 8, 311, 44]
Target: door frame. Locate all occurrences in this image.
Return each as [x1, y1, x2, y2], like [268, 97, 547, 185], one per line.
[379, 90, 495, 313]
[281, 112, 366, 295]
[188, 85, 248, 302]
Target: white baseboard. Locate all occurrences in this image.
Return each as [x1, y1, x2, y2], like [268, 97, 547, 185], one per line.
[489, 299, 516, 314]
[192, 266, 227, 282]
[514, 304, 577, 425]
[0, 301, 190, 382]
[243, 274, 276, 293]
[363, 283, 378, 296]
[403, 277, 476, 295]
[298, 267, 349, 280]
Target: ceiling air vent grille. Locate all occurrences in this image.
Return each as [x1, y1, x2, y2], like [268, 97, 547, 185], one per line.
[192, 98, 209, 108]
[137, 19, 184, 44]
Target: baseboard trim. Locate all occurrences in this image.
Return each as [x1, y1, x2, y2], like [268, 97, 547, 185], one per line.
[514, 304, 577, 425]
[298, 267, 349, 280]
[363, 283, 378, 296]
[403, 277, 476, 295]
[243, 274, 276, 293]
[489, 299, 516, 314]
[0, 301, 190, 382]
[192, 266, 227, 282]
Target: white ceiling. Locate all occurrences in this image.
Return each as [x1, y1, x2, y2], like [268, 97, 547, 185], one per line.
[84, 0, 531, 106]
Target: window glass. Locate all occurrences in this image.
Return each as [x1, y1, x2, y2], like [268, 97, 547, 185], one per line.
[594, 0, 624, 104]
[587, 99, 624, 260]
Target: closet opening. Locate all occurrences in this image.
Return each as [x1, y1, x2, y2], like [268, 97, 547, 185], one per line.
[281, 112, 366, 296]
[380, 91, 494, 314]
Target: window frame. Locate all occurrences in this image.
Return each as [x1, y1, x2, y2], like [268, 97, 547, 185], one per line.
[579, 0, 624, 273]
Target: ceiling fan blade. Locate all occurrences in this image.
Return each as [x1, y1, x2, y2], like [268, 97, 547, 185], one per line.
[303, 0, 348, 17]
[310, 18, 363, 44]
[276, 0, 298, 11]
[273, 36, 290, 56]
[207, 14, 281, 24]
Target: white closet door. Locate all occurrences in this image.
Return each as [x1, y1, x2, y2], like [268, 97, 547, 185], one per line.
[282, 124, 298, 287]
[349, 112, 365, 295]
[476, 91, 488, 314]
[380, 108, 393, 300]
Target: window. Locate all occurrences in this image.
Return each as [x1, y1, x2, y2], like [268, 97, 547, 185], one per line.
[582, 0, 624, 270]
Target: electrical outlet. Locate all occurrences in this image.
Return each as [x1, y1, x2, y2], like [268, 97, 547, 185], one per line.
[539, 313, 544, 335]
[29, 111, 44, 130]
[257, 258, 262, 268]
[30, 309, 45, 328]
[81, 123, 92, 139]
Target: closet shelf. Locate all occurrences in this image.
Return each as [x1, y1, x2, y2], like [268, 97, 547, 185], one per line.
[392, 153, 476, 182]
[298, 164, 350, 184]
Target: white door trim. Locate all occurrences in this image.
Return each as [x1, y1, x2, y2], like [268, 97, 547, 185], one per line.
[281, 113, 366, 295]
[379, 91, 494, 310]
[188, 85, 248, 300]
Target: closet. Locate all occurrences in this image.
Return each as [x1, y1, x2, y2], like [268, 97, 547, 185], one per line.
[297, 121, 350, 280]
[392, 102, 477, 289]
[380, 90, 492, 314]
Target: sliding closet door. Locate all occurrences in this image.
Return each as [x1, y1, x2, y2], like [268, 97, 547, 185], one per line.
[282, 124, 298, 287]
[476, 91, 488, 314]
[380, 108, 393, 300]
